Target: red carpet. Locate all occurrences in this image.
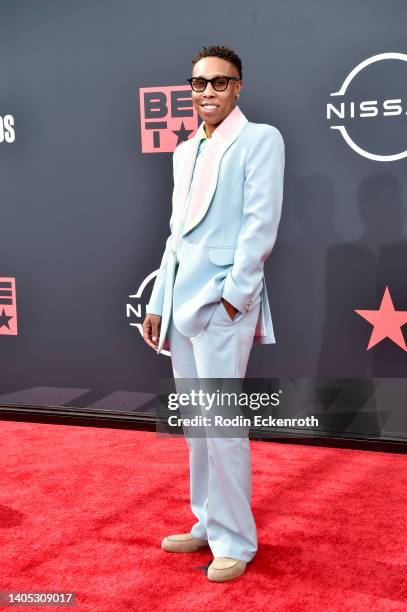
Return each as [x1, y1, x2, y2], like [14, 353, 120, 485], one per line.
[1, 419, 406, 611]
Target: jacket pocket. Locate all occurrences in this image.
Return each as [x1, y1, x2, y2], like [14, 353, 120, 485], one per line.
[208, 246, 236, 266]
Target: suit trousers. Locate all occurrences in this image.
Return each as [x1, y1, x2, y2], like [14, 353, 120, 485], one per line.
[166, 292, 262, 562]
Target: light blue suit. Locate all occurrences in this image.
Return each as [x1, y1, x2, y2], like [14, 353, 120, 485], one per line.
[146, 105, 285, 355]
[147, 105, 285, 562]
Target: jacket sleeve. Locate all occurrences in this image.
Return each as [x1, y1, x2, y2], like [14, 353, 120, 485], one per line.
[145, 150, 178, 316]
[221, 125, 285, 313]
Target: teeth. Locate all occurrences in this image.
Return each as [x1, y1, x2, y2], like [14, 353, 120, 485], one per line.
[203, 104, 217, 107]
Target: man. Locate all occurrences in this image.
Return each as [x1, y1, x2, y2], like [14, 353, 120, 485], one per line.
[143, 45, 285, 582]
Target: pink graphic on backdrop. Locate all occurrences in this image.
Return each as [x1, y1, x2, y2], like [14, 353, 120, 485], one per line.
[139, 85, 198, 153]
[355, 286, 407, 351]
[0, 277, 18, 335]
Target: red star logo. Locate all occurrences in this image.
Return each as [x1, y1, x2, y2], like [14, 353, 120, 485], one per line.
[355, 287, 407, 351]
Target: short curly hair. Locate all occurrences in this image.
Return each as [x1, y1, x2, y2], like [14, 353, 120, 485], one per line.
[191, 45, 242, 80]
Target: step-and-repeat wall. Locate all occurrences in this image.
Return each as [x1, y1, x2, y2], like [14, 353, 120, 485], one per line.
[1, 1, 406, 441]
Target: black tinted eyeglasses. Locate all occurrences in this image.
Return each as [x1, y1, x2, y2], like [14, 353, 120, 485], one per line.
[187, 76, 241, 92]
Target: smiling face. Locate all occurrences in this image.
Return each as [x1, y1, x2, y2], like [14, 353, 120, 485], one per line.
[191, 56, 242, 136]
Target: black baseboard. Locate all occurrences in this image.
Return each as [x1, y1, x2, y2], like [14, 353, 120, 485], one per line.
[1, 404, 406, 454]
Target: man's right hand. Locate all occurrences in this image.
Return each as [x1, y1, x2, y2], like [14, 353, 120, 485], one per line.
[142, 313, 161, 350]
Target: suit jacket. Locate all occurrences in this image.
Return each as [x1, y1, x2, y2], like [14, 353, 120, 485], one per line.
[146, 104, 285, 354]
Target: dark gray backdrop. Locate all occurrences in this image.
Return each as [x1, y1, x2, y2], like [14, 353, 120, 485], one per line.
[0, 1, 406, 440]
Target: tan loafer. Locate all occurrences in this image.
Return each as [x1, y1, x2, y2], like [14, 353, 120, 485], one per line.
[161, 533, 209, 553]
[207, 556, 247, 582]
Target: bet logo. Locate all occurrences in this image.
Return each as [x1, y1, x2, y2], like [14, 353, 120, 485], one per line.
[139, 85, 199, 153]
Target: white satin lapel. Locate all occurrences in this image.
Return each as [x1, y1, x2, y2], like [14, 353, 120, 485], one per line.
[181, 105, 248, 237]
